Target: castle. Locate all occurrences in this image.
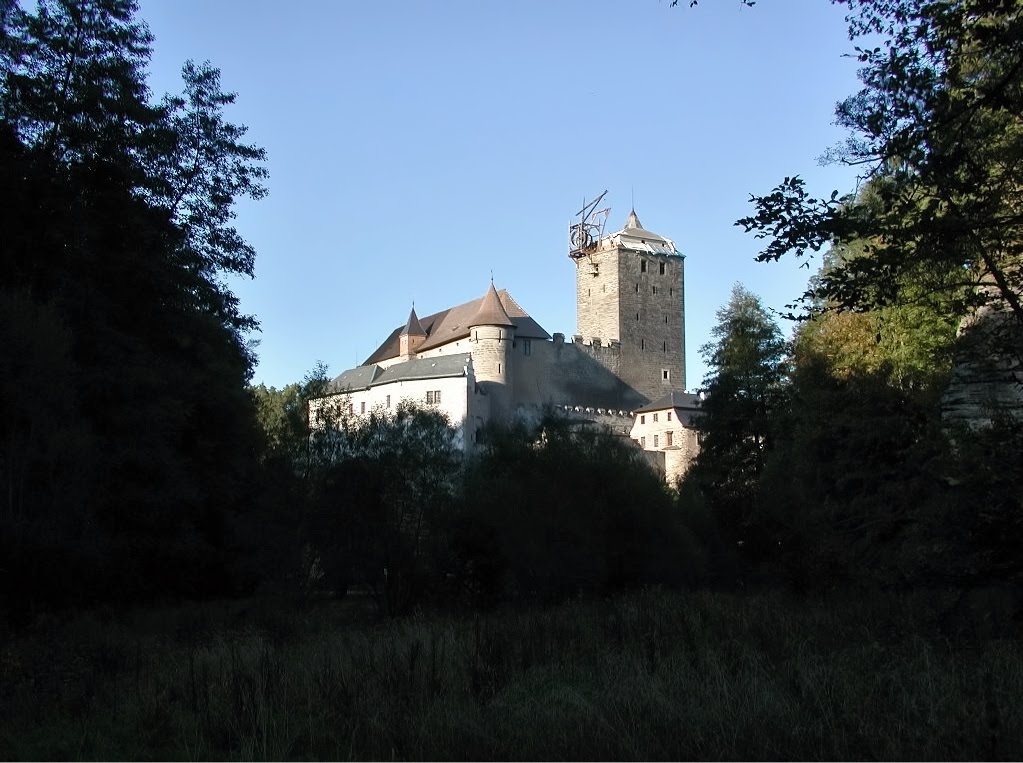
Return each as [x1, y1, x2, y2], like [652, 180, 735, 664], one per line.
[311, 208, 702, 481]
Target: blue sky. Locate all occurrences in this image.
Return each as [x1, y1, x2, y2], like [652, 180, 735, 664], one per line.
[139, 0, 866, 390]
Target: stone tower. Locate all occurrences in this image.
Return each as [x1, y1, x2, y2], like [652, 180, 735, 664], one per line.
[469, 282, 516, 416]
[573, 209, 685, 401]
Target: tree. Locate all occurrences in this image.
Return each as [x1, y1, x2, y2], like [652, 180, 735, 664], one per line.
[306, 402, 462, 614]
[0, 0, 269, 612]
[451, 414, 700, 607]
[737, 0, 1023, 336]
[686, 284, 787, 573]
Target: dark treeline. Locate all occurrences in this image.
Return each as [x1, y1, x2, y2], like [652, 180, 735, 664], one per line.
[3, 0, 1023, 633]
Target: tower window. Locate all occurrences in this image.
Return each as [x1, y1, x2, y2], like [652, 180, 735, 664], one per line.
[498, 363, 502, 374]
[660, 262, 666, 275]
[652, 286, 656, 295]
[641, 260, 647, 273]
[635, 283, 639, 293]
[663, 341, 667, 352]
[523, 339, 531, 356]
[665, 316, 668, 324]
[662, 369, 670, 381]
[641, 339, 645, 350]
[636, 312, 639, 321]
[669, 288, 673, 297]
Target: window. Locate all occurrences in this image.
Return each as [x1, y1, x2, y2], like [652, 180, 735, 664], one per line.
[653, 413, 659, 422]
[659, 262, 666, 275]
[641, 339, 645, 350]
[523, 339, 532, 356]
[669, 288, 673, 297]
[386, 394, 391, 408]
[665, 316, 668, 324]
[635, 283, 639, 293]
[667, 411, 672, 421]
[663, 341, 667, 352]
[348, 403, 354, 416]
[662, 369, 670, 381]
[640, 415, 645, 424]
[636, 312, 640, 321]
[498, 363, 502, 373]
[426, 390, 441, 405]
[653, 434, 659, 448]
[652, 285, 656, 295]
[641, 436, 646, 447]
[360, 401, 366, 414]
[666, 431, 673, 446]
[641, 260, 647, 273]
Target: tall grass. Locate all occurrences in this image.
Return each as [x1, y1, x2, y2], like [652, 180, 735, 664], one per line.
[1, 589, 1020, 760]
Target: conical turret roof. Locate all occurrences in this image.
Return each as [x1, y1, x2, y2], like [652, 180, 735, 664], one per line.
[399, 306, 426, 337]
[625, 208, 642, 229]
[469, 282, 516, 328]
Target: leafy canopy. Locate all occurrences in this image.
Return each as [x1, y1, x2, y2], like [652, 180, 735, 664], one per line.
[737, 0, 1023, 327]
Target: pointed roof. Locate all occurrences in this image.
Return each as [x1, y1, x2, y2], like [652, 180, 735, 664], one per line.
[601, 208, 679, 256]
[399, 306, 426, 337]
[362, 288, 549, 366]
[469, 282, 516, 328]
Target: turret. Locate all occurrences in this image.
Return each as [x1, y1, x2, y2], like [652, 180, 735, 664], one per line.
[469, 282, 516, 416]
[398, 306, 427, 358]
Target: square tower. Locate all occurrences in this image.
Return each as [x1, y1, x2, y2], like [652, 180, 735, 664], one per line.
[573, 209, 685, 402]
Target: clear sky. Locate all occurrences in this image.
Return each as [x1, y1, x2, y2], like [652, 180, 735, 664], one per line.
[138, 0, 866, 390]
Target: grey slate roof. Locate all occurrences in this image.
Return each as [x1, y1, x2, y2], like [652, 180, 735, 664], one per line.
[602, 208, 679, 255]
[327, 364, 382, 393]
[399, 307, 426, 337]
[373, 354, 472, 385]
[364, 288, 550, 365]
[634, 391, 703, 414]
[328, 353, 472, 392]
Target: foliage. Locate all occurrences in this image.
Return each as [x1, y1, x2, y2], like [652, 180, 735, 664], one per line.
[737, 0, 1023, 335]
[0, 0, 268, 615]
[451, 415, 703, 606]
[685, 284, 787, 574]
[4, 588, 1022, 760]
[305, 401, 463, 614]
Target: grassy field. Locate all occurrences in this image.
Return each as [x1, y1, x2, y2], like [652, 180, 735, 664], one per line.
[1, 588, 1020, 760]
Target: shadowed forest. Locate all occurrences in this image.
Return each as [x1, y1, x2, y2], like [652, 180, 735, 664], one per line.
[3, 0, 1023, 759]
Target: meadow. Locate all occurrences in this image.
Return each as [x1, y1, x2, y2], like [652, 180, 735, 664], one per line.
[2, 587, 1019, 760]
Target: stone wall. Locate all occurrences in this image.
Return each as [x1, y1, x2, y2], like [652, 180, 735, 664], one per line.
[512, 333, 648, 411]
[575, 248, 621, 341]
[573, 241, 686, 402]
[942, 298, 1023, 428]
[616, 250, 686, 400]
